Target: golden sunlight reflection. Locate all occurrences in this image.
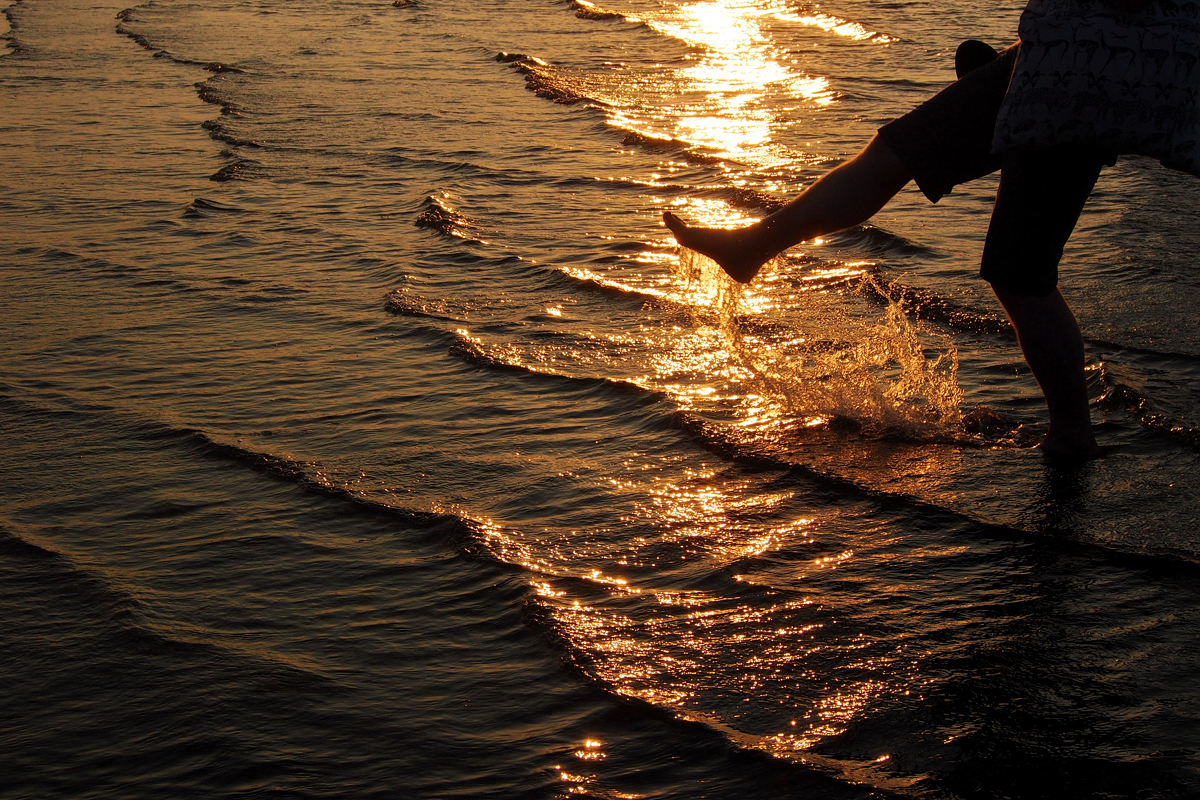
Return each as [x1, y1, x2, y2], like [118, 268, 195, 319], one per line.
[471, 515, 567, 578]
[619, 0, 847, 164]
[627, 469, 807, 558]
[477, 241, 960, 450]
[574, 739, 607, 761]
[800, 262, 873, 284]
[604, 458, 816, 563]
[777, 10, 892, 42]
[653, 244, 964, 439]
[668, 233, 773, 314]
[802, 680, 886, 747]
[667, 196, 754, 230]
[584, 568, 640, 592]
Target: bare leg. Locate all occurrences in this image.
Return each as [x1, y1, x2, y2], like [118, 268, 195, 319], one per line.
[663, 135, 912, 283]
[992, 286, 1099, 460]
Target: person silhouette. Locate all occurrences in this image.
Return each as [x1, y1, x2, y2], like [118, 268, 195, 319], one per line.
[665, 38, 1110, 459]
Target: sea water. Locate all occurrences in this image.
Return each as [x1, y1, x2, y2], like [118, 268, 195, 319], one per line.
[3, 0, 1200, 797]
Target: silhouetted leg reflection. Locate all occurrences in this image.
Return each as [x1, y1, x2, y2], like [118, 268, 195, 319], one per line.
[1029, 458, 1092, 535]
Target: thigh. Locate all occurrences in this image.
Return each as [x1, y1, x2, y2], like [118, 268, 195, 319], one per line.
[877, 44, 1018, 203]
[979, 147, 1105, 296]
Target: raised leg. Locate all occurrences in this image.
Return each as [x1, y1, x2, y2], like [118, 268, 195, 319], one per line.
[663, 135, 912, 283]
[992, 286, 1099, 460]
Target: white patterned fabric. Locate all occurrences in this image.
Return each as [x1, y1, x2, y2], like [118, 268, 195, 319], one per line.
[993, 0, 1200, 176]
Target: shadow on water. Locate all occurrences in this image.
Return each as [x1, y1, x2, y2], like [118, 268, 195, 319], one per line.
[1029, 458, 1092, 536]
[930, 539, 1200, 800]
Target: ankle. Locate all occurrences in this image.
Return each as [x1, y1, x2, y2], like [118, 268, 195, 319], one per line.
[1040, 425, 1099, 460]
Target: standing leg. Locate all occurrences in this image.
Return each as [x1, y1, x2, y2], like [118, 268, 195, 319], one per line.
[992, 287, 1099, 459]
[981, 147, 1106, 459]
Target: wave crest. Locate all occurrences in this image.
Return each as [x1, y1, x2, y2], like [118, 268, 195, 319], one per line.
[569, 0, 627, 21]
[414, 193, 476, 240]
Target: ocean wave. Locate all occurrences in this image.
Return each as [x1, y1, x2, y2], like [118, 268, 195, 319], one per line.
[858, 277, 1012, 337]
[519, 589, 927, 798]
[185, 197, 245, 217]
[495, 56, 753, 167]
[384, 285, 495, 323]
[138, 349, 936, 795]
[437, 323, 1016, 464]
[775, 8, 896, 44]
[553, 264, 672, 306]
[497, 50, 607, 107]
[618, 129, 689, 153]
[824, 223, 945, 260]
[24, 403, 492, 566]
[1080, 346, 1200, 452]
[1099, 378, 1200, 453]
[16, 245, 205, 297]
[568, 0, 628, 22]
[210, 155, 263, 182]
[5, 389, 1198, 800]
[118, 7, 256, 156]
[117, 7, 244, 73]
[192, 74, 262, 152]
[115, 7, 162, 54]
[448, 329, 666, 403]
[195, 79, 245, 116]
[176, 57, 242, 73]
[414, 193, 482, 241]
[3, 0, 25, 54]
[199, 117, 261, 148]
[170, 427, 604, 595]
[0, 390, 515, 582]
[0, 516, 210, 655]
[0, 520, 166, 644]
[181, 430, 452, 524]
[618, 130, 726, 165]
[0, 516, 344, 693]
[494, 50, 541, 64]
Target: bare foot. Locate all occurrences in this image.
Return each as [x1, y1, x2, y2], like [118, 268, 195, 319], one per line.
[1037, 429, 1101, 462]
[662, 211, 775, 284]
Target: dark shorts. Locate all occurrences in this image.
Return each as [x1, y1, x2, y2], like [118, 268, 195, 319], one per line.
[877, 44, 1110, 296]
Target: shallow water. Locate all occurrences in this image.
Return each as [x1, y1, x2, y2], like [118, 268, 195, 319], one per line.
[3, 0, 1200, 797]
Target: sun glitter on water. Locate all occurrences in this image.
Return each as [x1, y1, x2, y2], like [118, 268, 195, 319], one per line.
[665, 241, 964, 440]
[595, 0, 860, 168]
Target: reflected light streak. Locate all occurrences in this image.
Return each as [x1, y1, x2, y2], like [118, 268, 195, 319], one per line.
[574, 739, 607, 761]
[633, 0, 837, 163]
[617, 465, 811, 560]
[801, 263, 873, 283]
[667, 196, 754, 229]
[583, 568, 640, 592]
[776, 11, 892, 42]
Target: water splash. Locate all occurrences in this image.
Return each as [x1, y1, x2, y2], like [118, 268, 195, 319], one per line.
[673, 248, 963, 439]
[672, 244, 744, 331]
